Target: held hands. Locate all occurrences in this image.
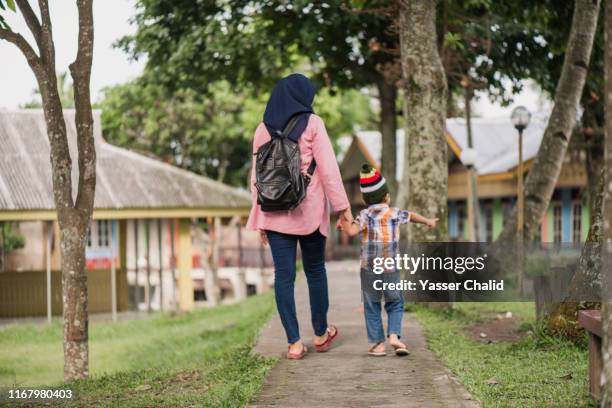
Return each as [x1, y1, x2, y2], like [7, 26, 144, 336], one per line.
[336, 208, 354, 231]
[337, 208, 360, 236]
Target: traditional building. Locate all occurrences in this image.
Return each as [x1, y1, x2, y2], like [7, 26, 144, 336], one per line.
[338, 115, 589, 243]
[0, 110, 270, 318]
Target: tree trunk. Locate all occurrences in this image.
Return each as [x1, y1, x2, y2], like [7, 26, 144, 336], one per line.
[496, 0, 601, 243]
[60, 214, 90, 380]
[0, 0, 96, 382]
[397, 0, 448, 242]
[547, 165, 603, 337]
[546, 115, 604, 335]
[378, 80, 398, 197]
[601, 0, 612, 404]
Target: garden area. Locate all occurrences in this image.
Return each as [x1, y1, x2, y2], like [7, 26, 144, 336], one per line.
[414, 302, 593, 407]
[0, 294, 275, 407]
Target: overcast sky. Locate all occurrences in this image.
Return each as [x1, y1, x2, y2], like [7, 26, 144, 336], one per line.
[0, 1, 144, 108]
[0, 2, 549, 118]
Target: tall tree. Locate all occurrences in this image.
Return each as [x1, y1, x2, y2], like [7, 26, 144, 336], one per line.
[602, 0, 612, 404]
[398, 0, 448, 242]
[120, 0, 401, 192]
[0, 0, 95, 381]
[496, 0, 601, 243]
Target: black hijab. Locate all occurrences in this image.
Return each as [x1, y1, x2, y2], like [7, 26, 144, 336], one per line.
[263, 73, 316, 142]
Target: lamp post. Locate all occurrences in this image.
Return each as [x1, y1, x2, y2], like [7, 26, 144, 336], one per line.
[510, 106, 531, 295]
[460, 147, 479, 241]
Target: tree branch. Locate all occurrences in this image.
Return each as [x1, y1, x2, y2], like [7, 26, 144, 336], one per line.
[38, 0, 52, 31]
[37, 0, 55, 72]
[15, 0, 42, 51]
[71, 0, 96, 213]
[0, 27, 43, 77]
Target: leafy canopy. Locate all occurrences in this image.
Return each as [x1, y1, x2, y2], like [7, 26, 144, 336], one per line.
[99, 79, 373, 186]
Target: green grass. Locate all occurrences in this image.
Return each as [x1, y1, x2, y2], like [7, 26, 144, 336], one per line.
[413, 302, 594, 408]
[0, 293, 276, 407]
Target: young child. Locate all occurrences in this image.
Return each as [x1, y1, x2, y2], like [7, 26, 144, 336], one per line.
[340, 164, 437, 356]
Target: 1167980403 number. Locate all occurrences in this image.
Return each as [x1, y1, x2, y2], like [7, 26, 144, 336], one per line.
[5, 388, 73, 401]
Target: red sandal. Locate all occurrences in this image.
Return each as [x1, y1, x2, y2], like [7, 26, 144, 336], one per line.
[315, 325, 339, 352]
[287, 344, 307, 360]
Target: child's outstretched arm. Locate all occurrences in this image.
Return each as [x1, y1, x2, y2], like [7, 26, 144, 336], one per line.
[409, 212, 438, 228]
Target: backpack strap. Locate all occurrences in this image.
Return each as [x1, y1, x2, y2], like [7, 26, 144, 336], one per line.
[306, 159, 317, 176]
[304, 159, 317, 185]
[278, 114, 302, 139]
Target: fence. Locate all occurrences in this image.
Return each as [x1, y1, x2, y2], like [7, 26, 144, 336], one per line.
[0, 268, 129, 318]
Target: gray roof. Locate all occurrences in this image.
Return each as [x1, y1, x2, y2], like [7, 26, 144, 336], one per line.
[342, 113, 548, 181]
[0, 110, 250, 211]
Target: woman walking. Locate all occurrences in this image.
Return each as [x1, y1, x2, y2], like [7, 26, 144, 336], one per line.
[247, 73, 352, 359]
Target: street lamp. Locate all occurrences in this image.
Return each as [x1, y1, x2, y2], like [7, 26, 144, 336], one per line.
[510, 106, 531, 295]
[461, 147, 480, 242]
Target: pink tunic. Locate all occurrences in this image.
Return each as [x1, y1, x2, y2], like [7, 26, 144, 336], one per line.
[246, 114, 349, 237]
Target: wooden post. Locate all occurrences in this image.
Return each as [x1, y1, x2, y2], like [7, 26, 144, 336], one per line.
[110, 220, 117, 322]
[158, 219, 163, 311]
[134, 219, 140, 309]
[238, 221, 243, 268]
[236, 220, 246, 300]
[579, 310, 603, 401]
[206, 217, 221, 306]
[170, 220, 177, 311]
[46, 221, 52, 323]
[177, 219, 194, 311]
[145, 220, 151, 312]
[119, 220, 128, 311]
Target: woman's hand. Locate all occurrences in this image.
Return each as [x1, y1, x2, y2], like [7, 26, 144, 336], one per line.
[336, 208, 354, 230]
[259, 230, 268, 246]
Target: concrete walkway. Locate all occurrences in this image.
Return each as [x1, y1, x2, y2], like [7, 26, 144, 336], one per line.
[251, 260, 479, 408]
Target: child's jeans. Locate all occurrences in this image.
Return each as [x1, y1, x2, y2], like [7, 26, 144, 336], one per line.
[363, 298, 404, 344]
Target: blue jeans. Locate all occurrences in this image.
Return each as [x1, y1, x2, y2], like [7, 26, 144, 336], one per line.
[364, 299, 404, 344]
[266, 229, 328, 344]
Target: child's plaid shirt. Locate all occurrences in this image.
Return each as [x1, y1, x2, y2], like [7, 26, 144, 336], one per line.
[354, 203, 411, 272]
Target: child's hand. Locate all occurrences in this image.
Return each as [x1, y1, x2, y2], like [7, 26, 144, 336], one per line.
[339, 217, 360, 236]
[426, 218, 438, 228]
[338, 218, 351, 231]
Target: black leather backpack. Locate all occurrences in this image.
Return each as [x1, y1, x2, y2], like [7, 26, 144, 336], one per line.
[254, 115, 316, 212]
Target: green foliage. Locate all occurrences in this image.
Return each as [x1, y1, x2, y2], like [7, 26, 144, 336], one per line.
[99, 78, 374, 186]
[0, 0, 16, 29]
[116, 1, 300, 93]
[99, 80, 257, 186]
[443, 32, 465, 51]
[439, 0, 551, 106]
[119, 0, 397, 93]
[313, 88, 376, 138]
[0, 222, 25, 254]
[521, 0, 604, 132]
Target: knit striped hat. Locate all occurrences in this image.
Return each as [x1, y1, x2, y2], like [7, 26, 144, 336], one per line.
[360, 164, 389, 205]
